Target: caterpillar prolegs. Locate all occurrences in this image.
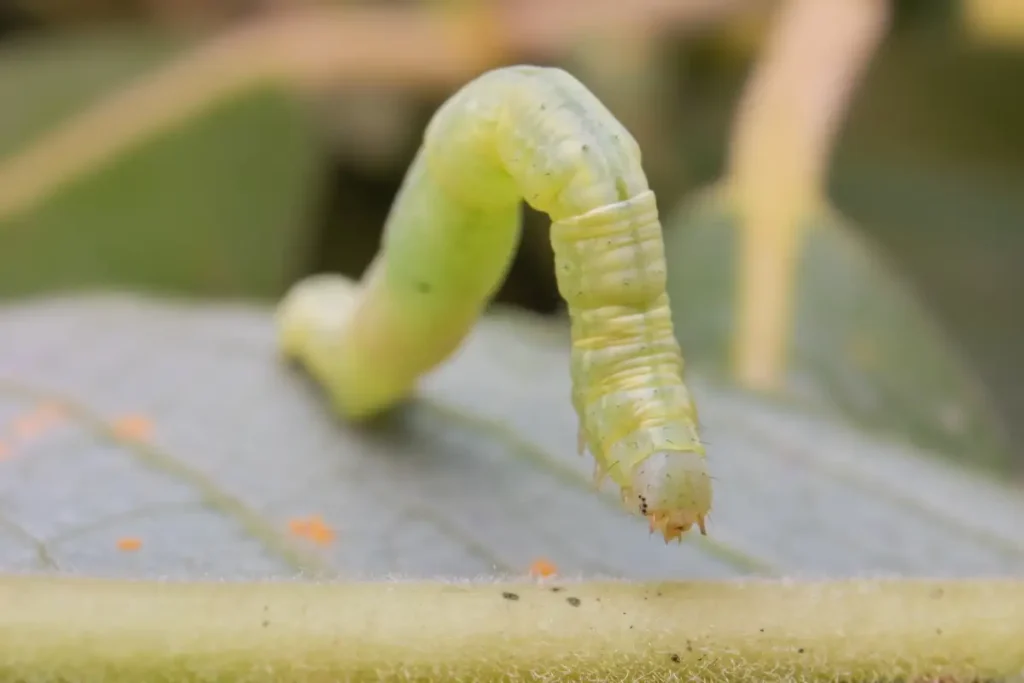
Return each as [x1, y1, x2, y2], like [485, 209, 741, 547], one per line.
[276, 65, 711, 542]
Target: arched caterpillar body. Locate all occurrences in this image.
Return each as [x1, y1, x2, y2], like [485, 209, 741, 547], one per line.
[277, 65, 711, 542]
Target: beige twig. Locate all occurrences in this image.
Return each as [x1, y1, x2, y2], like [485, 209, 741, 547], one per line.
[725, 0, 891, 391]
[0, 6, 500, 220]
[0, 0, 762, 223]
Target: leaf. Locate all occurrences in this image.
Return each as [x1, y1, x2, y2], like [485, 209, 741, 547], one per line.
[0, 29, 322, 299]
[664, 185, 1016, 475]
[0, 294, 1022, 580]
[830, 155, 1024, 462]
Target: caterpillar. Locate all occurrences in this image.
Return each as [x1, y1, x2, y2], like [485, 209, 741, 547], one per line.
[276, 65, 711, 543]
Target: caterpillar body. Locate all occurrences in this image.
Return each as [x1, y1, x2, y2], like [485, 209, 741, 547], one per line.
[277, 65, 711, 542]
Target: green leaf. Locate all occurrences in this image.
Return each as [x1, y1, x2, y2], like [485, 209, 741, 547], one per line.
[664, 185, 1015, 474]
[0, 294, 1021, 580]
[0, 29, 322, 299]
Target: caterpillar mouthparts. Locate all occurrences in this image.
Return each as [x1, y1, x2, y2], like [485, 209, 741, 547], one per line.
[622, 449, 712, 543]
[646, 510, 708, 544]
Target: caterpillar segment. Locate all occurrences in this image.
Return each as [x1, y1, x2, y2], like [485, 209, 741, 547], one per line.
[551, 190, 711, 543]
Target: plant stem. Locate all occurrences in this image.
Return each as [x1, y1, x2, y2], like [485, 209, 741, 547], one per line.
[1, 575, 1021, 681]
[726, 0, 890, 392]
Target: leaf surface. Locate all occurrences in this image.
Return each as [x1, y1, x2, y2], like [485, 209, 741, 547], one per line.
[1, 295, 1022, 581]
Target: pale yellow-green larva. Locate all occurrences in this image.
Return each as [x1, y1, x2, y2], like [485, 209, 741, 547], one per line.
[277, 65, 710, 542]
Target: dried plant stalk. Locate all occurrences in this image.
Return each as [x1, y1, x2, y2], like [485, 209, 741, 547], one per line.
[726, 0, 891, 391]
[0, 0, 760, 222]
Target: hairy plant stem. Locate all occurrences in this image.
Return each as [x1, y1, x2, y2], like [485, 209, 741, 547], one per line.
[1, 574, 1021, 681]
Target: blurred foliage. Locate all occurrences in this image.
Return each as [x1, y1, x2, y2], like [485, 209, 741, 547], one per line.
[671, 15, 1024, 475]
[0, 29, 322, 299]
[0, 0, 1021, 476]
[667, 187, 1013, 473]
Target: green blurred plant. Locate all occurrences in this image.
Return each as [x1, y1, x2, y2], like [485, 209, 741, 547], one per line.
[664, 0, 1015, 473]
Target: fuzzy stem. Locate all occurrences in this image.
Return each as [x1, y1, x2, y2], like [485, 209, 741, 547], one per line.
[1, 575, 1021, 681]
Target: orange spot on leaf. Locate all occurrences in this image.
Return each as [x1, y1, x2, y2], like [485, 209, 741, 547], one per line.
[529, 558, 559, 578]
[11, 402, 66, 440]
[0, 441, 10, 461]
[308, 525, 335, 545]
[116, 537, 143, 552]
[288, 515, 335, 545]
[111, 414, 154, 442]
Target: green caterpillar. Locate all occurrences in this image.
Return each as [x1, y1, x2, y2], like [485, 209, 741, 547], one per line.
[277, 65, 710, 542]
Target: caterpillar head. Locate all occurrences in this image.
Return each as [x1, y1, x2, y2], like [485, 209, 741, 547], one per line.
[625, 450, 711, 543]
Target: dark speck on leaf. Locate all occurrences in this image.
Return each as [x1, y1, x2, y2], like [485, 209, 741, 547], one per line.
[930, 588, 944, 599]
[549, 586, 564, 592]
[502, 592, 519, 601]
[262, 620, 269, 628]
[670, 654, 681, 663]
[798, 648, 805, 654]
[566, 597, 581, 607]
[415, 281, 431, 294]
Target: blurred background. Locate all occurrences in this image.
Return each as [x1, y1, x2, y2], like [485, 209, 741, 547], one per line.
[0, 0, 1022, 480]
